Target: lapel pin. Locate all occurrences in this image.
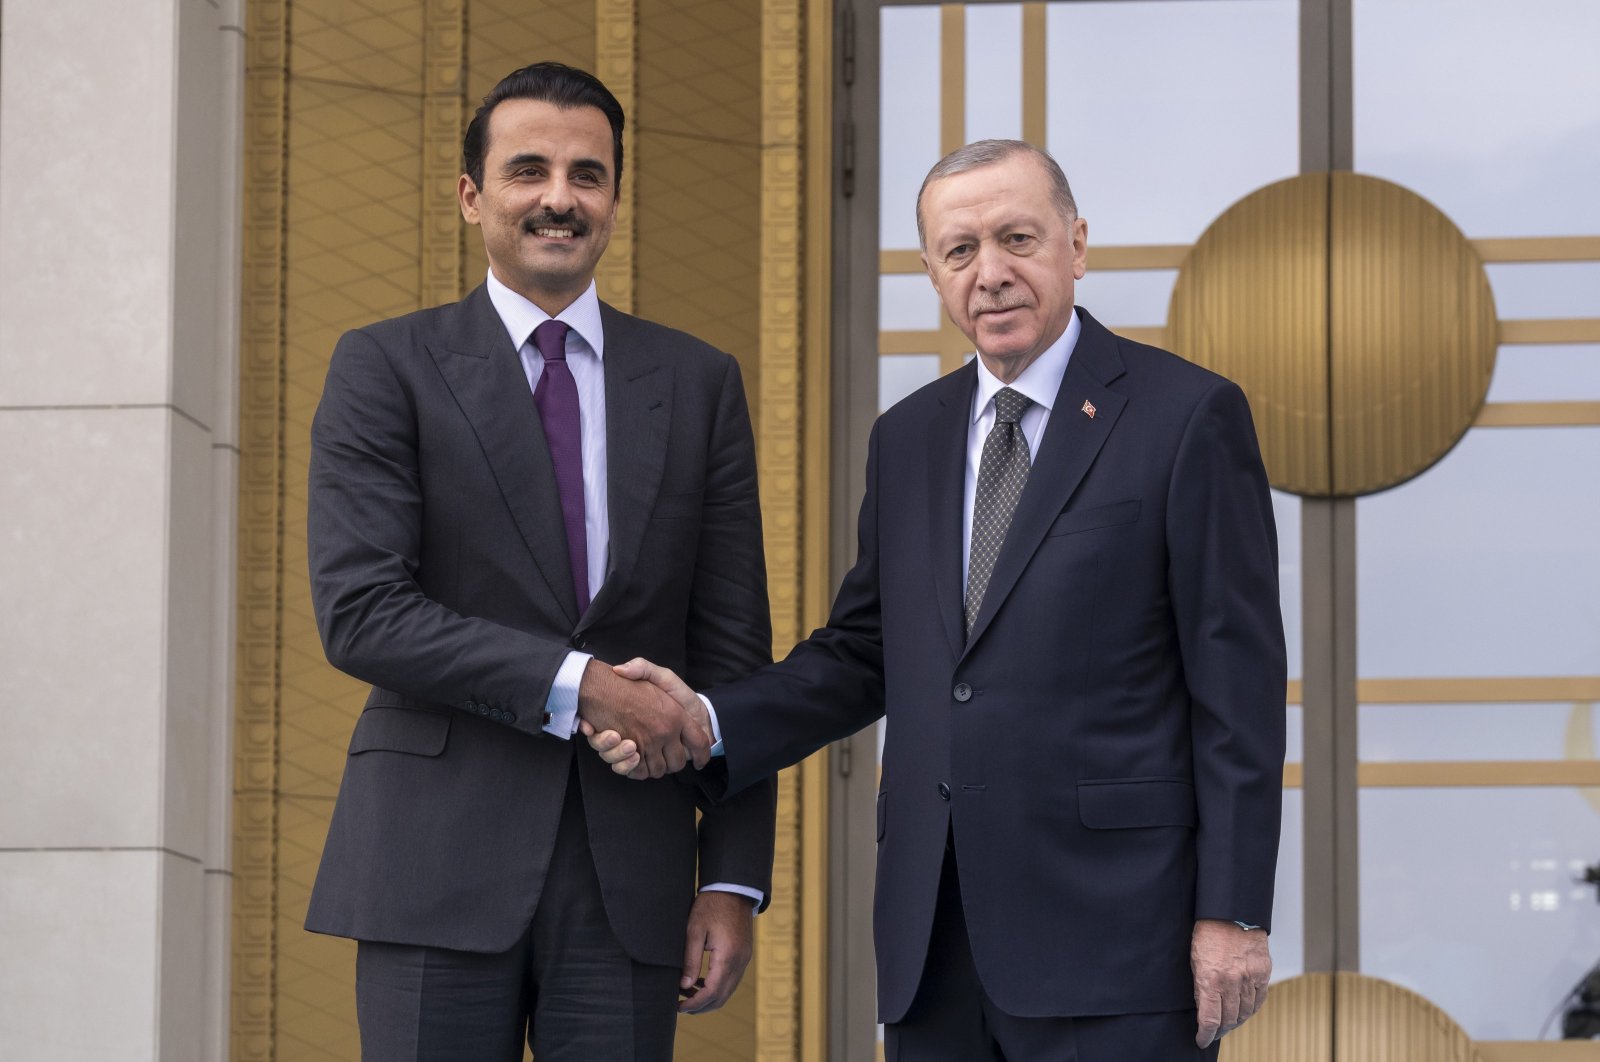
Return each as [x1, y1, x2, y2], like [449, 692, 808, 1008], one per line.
[1081, 400, 1096, 419]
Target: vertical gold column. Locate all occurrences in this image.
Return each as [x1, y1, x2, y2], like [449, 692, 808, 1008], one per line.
[756, 0, 816, 1058]
[937, 5, 970, 372]
[232, 1, 289, 1060]
[799, 0, 835, 1058]
[421, 0, 466, 306]
[594, 0, 637, 312]
[1021, 3, 1047, 147]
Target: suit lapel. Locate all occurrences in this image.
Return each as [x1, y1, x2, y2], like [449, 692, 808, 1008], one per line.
[927, 364, 977, 661]
[962, 309, 1128, 656]
[428, 286, 580, 624]
[579, 304, 672, 633]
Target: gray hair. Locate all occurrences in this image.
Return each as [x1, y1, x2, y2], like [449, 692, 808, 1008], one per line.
[915, 139, 1078, 248]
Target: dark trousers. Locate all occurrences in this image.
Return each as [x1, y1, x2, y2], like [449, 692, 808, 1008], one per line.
[886, 845, 1219, 1062]
[354, 768, 681, 1062]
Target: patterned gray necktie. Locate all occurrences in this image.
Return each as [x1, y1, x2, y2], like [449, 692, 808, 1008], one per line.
[965, 387, 1033, 637]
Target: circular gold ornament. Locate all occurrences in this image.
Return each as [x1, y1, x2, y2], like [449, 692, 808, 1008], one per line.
[1166, 173, 1498, 497]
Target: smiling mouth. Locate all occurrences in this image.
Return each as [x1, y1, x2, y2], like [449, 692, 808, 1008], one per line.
[532, 227, 576, 239]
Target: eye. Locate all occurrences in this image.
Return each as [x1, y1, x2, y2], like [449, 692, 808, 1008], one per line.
[573, 171, 600, 185]
[1003, 232, 1034, 248]
[944, 243, 974, 261]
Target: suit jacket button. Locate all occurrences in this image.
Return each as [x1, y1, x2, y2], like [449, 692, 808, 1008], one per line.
[489, 708, 503, 721]
[505, 711, 518, 724]
[938, 782, 951, 801]
[953, 683, 972, 703]
[571, 635, 587, 650]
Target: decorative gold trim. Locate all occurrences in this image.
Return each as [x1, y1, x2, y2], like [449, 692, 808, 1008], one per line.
[800, 0, 836, 1056]
[232, 1, 289, 1059]
[1116, 326, 1166, 347]
[1021, 3, 1046, 148]
[756, 0, 814, 1058]
[1358, 761, 1600, 787]
[594, 0, 637, 312]
[1477, 1045, 1600, 1061]
[879, 249, 925, 274]
[1498, 318, 1600, 344]
[1471, 235, 1600, 263]
[1088, 244, 1190, 270]
[939, 4, 964, 155]
[1475, 401, 1600, 427]
[1284, 763, 1303, 789]
[420, 0, 466, 307]
[1358, 677, 1600, 702]
[879, 330, 942, 355]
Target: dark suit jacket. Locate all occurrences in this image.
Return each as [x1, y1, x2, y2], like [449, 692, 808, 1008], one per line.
[710, 307, 1286, 1021]
[303, 284, 777, 967]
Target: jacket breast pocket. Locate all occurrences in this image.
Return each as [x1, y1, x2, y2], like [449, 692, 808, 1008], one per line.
[877, 790, 888, 842]
[1047, 499, 1141, 537]
[348, 705, 452, 757]
[1077, 778, 1196, 829]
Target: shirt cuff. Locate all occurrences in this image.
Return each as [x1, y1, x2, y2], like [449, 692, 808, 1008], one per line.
[699, 882, 763, 909]
[543, 650, 592, 738]
[699, 694, 724, 757]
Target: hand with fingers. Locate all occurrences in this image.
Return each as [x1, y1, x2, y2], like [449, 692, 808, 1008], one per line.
[676, 890, 755, 1014]
[580, 658, 703, 778]
[575, 658, 710, 778]
[1191, 918, 1272, 1048]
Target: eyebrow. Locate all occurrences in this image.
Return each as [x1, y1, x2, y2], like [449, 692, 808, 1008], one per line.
[502, 152, 609, 177]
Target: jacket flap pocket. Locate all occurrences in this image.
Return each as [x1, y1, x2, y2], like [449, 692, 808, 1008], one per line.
[876, 791, 888, 842]
[349, 705, 452, 757]
[1077, 778, 1195, 829]
[1048, 499, 1141, 537]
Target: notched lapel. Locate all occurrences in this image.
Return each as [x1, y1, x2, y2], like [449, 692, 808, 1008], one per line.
[963, 312, 1128, 655]
[427, 289, 580, 625]
[927, 367, 976, 661]
[581, 307, 672, 632]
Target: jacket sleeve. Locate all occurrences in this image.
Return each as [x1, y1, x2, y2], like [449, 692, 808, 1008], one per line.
[708, 419, 889, 800]
[686, 356, 778, 904]
[307, 326, 573, 737]
[1165, 379, 1288, 932]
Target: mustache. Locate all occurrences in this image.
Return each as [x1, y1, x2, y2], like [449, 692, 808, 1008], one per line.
[971, 295, 1028, 314]
[522, 210, 589, 236]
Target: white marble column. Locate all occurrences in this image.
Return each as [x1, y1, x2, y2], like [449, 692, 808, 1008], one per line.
[0, 0, 244, 1058]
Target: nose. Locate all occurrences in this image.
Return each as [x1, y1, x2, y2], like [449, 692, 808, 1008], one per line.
[541, 173, 578, 214]
[973, 242, 1014, 292]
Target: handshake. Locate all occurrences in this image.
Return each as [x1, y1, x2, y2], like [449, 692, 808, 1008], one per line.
[575, 657, 704, 779]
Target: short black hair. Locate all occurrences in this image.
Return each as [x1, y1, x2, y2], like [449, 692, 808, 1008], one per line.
[462, 62, 625, 195]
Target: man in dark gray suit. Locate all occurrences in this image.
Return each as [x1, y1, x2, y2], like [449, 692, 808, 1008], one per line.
[303, 62, 776, 1061]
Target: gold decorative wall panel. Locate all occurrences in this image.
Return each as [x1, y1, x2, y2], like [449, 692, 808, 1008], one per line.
[236, 1, 826, 1059]
[234, 0, 290, 1056]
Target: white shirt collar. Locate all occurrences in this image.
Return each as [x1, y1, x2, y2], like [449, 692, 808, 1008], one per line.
[484, 270, 605, 359]
[970, 308, 1081, 423]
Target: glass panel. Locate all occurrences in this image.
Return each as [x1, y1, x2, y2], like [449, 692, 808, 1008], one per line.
[1272, 788, 1305, 982]
[1353, 0, 1600, 236]
[879, 274, 942, 332]
[1486, 262, 1600, 321]
[1357, 428, 1600, 678]
[1360, 787, 1600, 1039]
[1071, 269, 1177, 329]
[1361, 703, 1597, 762]
[964, 4, 1023, 143]
[1044, 0, 1298, 245]
[879, 355, 942, 413]
[1286, 704, 1303, 765]
[880, 6, 942, 250]
[1487, 345, 1600, 404]
[1272, 490, 1302, 682]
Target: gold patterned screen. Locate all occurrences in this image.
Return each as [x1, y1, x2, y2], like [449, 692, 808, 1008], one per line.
[234, 1, 829, 1059]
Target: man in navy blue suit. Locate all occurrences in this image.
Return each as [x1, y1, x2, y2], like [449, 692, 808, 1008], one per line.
[589, 140, 1286, 1061]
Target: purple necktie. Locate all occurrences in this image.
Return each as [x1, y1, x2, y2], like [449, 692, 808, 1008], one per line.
[531, 319, 589, 615]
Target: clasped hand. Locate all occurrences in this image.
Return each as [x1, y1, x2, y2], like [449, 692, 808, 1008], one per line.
[576, 657, 705, 778]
